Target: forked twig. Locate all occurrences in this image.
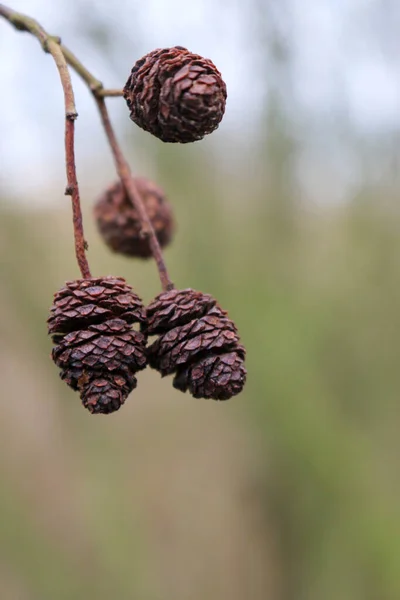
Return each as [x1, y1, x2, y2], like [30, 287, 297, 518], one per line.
[0, 2, 173, 290]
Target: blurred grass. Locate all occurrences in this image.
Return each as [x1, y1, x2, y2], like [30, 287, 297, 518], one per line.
[2, 141, 400, 600]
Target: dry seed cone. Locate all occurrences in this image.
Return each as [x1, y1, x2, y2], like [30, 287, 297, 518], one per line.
[142, 289, 246, 400]
[48, 276, 147, 414]
[123, 46, 227, 143]
[94, 178, 174, 259]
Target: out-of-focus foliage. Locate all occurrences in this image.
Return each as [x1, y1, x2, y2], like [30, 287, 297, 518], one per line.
[2, 140, 400, 600]
[2, 1, 400, 599]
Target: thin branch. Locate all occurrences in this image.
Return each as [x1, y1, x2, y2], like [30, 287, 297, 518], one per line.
[95, 97, 173, 291]
[98, 88, 124, 98]
[59, 44, 103, 92]
[0, 3, 91, 278]
[59, 43, 174, 291]
[64, 118, 91, 278]
[55, 47, 123, 100]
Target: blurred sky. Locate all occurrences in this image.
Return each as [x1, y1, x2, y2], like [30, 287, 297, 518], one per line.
[1, 0, 400, 201]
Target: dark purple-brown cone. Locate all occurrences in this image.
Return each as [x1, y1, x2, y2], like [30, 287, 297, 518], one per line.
[48, 276, 147, 414]
[142, 289, 246, 400]
[123, 46, 227, 143]
[94, 178, 174, 259]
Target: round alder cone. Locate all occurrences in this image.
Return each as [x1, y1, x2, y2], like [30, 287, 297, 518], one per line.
[94, 178, 174, 259]
[142, 289, 246, 400]
[47, 276, 147, 414]
[123, 46, 227, 143]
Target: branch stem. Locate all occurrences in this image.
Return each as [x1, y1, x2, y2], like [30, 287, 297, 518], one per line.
[98, 89, 124, 97]
[95, 97, 173, 291]
[60, 43, 174, 290]
[0, 3, 91, 278]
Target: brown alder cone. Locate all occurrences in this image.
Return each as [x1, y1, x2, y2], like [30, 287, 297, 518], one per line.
[123, 46, 227, 143]
[94, 178, 174, 258]
[48, 277, 147, 414]
[142, 288, 246, 400]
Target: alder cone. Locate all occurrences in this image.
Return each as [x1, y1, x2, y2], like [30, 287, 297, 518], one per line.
[142, 288, 246, 400]
[123, 46, 227, 143]
[94, 178, 174, 258]
[48, 276, 147, 414]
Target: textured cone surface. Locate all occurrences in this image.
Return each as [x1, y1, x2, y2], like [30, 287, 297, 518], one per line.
[144, 288, 216, 334]
[94, 178, 174, 259]
[123, 47, 227, 143]
[173, 346, 247, 400]
[48, 277, 147, 414]
[143, 289, 246, 400]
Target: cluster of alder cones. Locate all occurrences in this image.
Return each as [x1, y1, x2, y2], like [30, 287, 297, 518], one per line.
[48, 46, 247, 414]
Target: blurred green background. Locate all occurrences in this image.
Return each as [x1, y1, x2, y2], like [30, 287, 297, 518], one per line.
[2, 1, 400, 599]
